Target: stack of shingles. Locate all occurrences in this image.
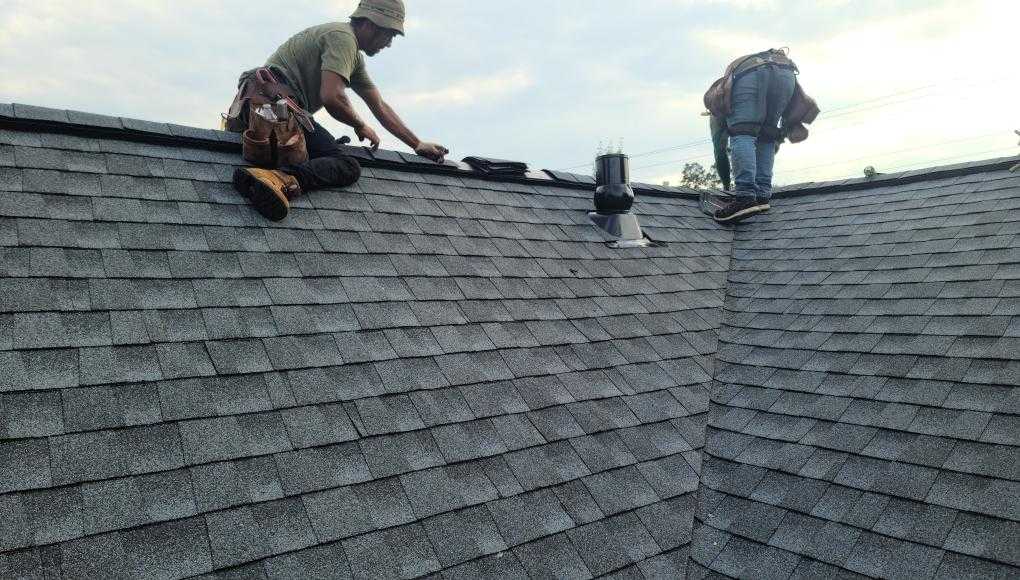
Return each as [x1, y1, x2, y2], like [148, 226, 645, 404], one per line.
[690, 164, 1020, 578]
[462, 156, 529, 178]
[0, 110, 733, 578]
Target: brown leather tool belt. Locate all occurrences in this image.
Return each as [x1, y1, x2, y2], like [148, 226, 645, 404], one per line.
[224, 67, 314, 134]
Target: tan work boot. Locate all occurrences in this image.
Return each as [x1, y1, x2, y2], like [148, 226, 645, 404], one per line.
[232, 167, 301, 222]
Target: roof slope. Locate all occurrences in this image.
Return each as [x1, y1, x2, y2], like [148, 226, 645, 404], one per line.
[2, 103, 1018, 580]
[0, 106, 730, 578]
[691, 166, 1020, 578]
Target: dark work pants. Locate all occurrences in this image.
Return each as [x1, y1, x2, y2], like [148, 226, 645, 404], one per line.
[247, 67, 360, 192]
[279, 116, 361, 192]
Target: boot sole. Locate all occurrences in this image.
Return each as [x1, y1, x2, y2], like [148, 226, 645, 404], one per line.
[233, 168, 289, 222]
[714, 203, 770, 223]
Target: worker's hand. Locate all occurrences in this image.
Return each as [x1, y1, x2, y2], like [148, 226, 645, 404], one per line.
[415, 141, 449, 163]
[355, 124, 381, 151]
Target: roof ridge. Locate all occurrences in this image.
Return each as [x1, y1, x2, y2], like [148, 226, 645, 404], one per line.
[4, 101, 1016, 201]
[0, 101, 700, 199]
[775, 155, 1020, 198]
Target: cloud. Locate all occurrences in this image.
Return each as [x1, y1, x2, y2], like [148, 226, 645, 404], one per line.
[642, 0, 1020, 185]
[1, 0, 1015, 182]
[659, 0, 778, 8]
[392, 68, 534, 108]
[0, 1, 339, 127]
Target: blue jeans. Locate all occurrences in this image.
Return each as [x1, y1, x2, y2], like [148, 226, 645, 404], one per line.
[726, 65, 796, 202]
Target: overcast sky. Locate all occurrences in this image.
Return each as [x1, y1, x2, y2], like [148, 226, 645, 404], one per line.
[1, 0, 1017, 186]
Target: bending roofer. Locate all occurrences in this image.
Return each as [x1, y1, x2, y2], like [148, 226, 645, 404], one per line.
[224, 0, 449, 221]
[704, 48, 818, 223]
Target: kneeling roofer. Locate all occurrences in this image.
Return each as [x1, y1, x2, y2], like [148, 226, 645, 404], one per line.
[224, 0, 449, 221]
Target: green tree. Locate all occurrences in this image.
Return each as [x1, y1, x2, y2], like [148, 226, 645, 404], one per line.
[679, 161, 722, 189]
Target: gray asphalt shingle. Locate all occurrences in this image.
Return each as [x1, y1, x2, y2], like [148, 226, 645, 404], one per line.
[400, 462, 498, 520]
[274, 443, 372, 496]
[189, 456, 283, 513]
[49, 424, 185, 485]
[487, 489, 574, 547]
[342, 522, 441, 579]
[505, 441, 592, 491]
[514, 533, 593, 580]
[302, 477, 415, 542]
[205, 498, 316, 569]
[567, 511, 661, 577]
[423, 505, 508, 567]
[4, 108, 1017, 579]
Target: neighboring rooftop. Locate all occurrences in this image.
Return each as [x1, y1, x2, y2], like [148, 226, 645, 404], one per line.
[0, 103, 1017, 579]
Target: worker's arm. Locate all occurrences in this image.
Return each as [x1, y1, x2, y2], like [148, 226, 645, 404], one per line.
[355, 85, 449, 163]
[320, 70, 382, 150]
[709, 115, 731, 190]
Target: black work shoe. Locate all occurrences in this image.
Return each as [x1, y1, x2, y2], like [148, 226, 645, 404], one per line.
[714, 197, 770, 223]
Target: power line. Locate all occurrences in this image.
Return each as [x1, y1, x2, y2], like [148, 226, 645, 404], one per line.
[559, 76, 1010, 173]
[557, 83, 949, 171]
[779, 131, 1006, 176]
[630, 151, 715, 172]
[818, 83, 937, 115]
[557, 138, 711, 170]
[631, 94, 1010, 178]
[818, 76, 1005, 120]
[632, 132, 1015, 183]
[623, 139, 712, 159]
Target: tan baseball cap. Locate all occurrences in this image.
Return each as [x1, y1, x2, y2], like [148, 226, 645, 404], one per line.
[351, 0, 406, 35]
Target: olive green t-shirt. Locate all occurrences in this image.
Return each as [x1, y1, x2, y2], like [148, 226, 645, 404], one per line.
[265, 22, 375, 114]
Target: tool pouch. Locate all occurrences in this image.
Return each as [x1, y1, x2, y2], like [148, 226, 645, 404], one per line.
[277, 127, 308, 166]
[242, 130, 273, 167]
[224, 67, 315, 166]
[242, 102, 309, 168]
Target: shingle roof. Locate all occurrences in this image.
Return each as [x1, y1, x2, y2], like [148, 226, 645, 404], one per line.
[691, 163, 1020, 579]
[0, 104, 725, 579]
[1, 103, 1017, 579]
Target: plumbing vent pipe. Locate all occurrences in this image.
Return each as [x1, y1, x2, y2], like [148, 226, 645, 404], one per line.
[594, 153, 635, 213]
[589, 153, 655, 247]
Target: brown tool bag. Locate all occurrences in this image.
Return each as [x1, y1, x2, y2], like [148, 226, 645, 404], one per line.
[223, 68, 314, 168]
[782, 83, 820, 143]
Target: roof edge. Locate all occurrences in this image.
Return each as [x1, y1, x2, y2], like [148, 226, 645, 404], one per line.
[0, 102, 700, 199]
[773, 155, 1020, 197]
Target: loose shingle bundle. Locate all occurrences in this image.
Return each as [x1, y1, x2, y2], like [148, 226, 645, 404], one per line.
[462, 156, 529, 177]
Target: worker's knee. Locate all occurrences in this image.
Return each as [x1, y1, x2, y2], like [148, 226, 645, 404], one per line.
[296, 155, 362, 190]
[320, 155, 361, 187]
[335, 155, 361, 187]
